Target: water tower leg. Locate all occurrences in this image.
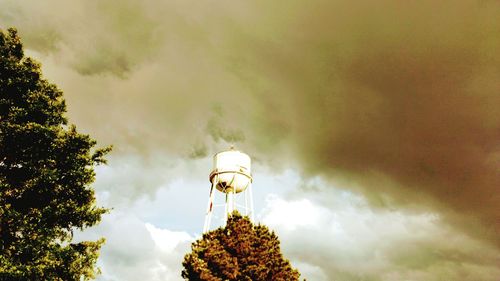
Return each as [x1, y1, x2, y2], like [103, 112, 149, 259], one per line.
[248, 184, 254, 222]
[225, 190, 235, 221]
[232, 188, 236, 214]
[224, 193, 228, 226]
[203, 182, 216, 233]
[244, 187, 249, 216]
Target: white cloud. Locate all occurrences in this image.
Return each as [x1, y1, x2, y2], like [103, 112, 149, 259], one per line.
[75, 163, 500, 281]
[145, 223, 192, 253]
[71, 160, 311, 281]
[261, 195, 326, 231]
[260, 191, 500, 281]
[74, 208, 193, 281]
[293, 261, 328, 281]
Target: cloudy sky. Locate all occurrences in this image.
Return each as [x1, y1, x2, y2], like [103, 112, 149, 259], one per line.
[1, 0, 499, 280]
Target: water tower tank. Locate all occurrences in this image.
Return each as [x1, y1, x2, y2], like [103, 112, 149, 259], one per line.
[209, 148, 252, 193]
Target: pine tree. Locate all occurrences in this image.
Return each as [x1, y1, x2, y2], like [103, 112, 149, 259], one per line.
[0, 28, 110, 280]
[182, 212, 301, 281]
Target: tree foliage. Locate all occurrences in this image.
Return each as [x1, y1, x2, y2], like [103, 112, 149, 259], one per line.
[0, 28, 110, 280]
[182, 212, 301, 281]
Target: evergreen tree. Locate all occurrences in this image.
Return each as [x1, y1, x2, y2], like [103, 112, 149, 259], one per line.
[0, 28, 110, 280]
[182, 212, 301, 281]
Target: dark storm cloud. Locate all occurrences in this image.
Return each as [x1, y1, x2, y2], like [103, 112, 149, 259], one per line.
[206, 105, 246, 143]
[1, 0, 499, 250]
[221, 0, 500, 246]
[0, 0, 162, 76]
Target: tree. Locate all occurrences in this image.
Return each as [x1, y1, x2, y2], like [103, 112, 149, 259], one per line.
[182, 212, 301, 281]
[0, 28, 110, 280]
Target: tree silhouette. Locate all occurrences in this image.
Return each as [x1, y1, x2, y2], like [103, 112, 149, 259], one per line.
[182, 212, 301, 281]
[0, 28, 110, 280]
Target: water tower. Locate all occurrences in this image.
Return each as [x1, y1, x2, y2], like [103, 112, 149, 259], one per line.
[203, 147, 254, 233]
